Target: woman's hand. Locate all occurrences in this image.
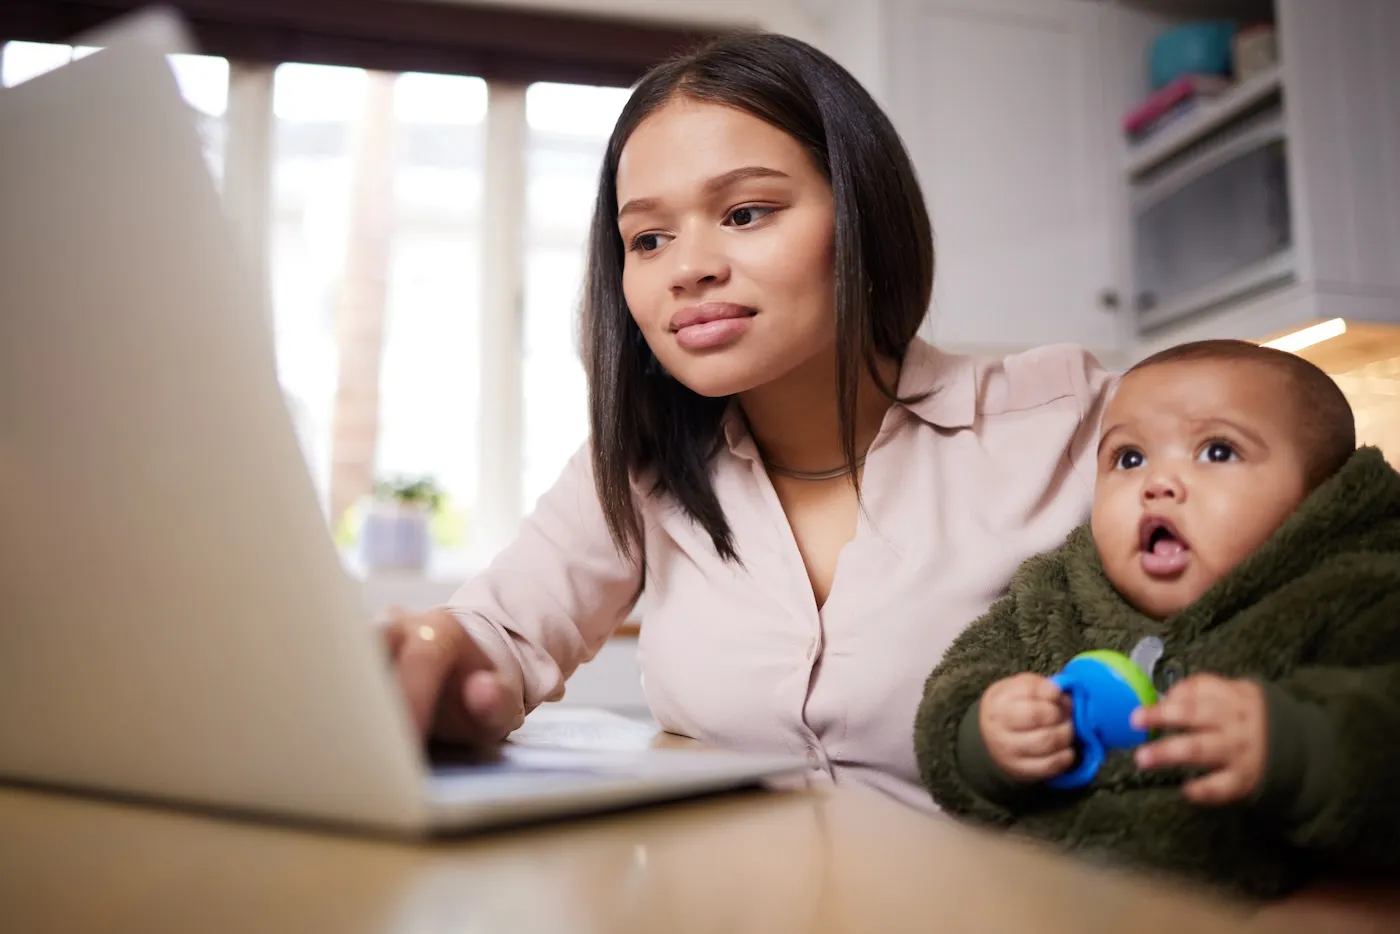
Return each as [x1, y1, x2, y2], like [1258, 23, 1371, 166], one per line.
[381, 608, 517, 745]
[1131, 674, 1266, 805]
[979, 673, 1076, 783]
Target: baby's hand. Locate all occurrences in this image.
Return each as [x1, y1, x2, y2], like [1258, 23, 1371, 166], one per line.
[979, 673, 1075, 782]
[1131, 674, 1266, 805]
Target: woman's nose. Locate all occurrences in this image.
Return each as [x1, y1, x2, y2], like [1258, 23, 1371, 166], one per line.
[667, 232, 730, 295]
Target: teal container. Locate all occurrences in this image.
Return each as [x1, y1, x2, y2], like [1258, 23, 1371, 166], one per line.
[1149, 21, 1238, 90]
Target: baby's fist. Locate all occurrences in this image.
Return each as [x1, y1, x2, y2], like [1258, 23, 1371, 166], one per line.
[979, 673, 1076, 783]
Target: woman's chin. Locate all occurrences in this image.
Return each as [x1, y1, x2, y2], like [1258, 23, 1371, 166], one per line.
[661, 353, 766, 399]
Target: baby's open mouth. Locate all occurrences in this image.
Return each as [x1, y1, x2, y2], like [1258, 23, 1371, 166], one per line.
[1139, 516, 1189, 576]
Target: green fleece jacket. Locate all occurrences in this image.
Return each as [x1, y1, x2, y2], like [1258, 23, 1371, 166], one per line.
[914, 446, 1400, 901]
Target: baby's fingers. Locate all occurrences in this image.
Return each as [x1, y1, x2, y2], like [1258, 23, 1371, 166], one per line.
[1181, 767, 1254, 806]
[1001, 697, 1070, 731]
[1005, 722, 1075, 757]
[1135, 729, 1230, 771]
[1008, 748, 1077, 782]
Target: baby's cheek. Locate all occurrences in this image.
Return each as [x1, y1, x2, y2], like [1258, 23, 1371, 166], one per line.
[1212, 517, 1282, 576]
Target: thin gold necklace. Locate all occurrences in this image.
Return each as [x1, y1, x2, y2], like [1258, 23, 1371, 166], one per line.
[762, 455, 867, 481]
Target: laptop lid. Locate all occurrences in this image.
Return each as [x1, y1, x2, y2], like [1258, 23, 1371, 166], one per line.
[0, 16, 430, 832]
[69, 5, 198, 57]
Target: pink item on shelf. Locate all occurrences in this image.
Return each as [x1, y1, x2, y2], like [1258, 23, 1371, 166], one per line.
[1122, 73, 1231, 138]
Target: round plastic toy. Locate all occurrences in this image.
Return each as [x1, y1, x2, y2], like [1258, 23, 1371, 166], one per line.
[1046, 650, 1159, 789]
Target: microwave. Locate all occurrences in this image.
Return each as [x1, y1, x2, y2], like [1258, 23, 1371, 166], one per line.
[1130, 103, 1295, 331]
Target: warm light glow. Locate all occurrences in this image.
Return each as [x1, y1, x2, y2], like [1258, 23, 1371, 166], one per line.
[1261, 318, 1347, 353]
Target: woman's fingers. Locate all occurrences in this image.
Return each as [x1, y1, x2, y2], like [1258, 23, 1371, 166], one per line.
[393, 619, 460, 738]
[379, 605, 408, 658]
[462, 670, 515, 738]
[383, 609, 510, 744]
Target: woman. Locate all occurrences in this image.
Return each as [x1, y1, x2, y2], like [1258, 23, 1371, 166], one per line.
[383, 32, 1112, 812]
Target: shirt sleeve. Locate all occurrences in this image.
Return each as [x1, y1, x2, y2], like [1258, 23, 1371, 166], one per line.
[1063, 347, 1119, 496]
[443, 443, 645, 732]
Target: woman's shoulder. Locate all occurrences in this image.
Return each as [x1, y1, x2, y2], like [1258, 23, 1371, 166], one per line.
[902, 338, 1119, 426]
[973, 342, 1117, 418]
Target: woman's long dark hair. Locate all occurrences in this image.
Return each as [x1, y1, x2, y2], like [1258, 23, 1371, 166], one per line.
[582, 32, 934, 564]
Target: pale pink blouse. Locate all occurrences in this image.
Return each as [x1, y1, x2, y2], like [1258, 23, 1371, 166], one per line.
[447, 338, 1115, 812]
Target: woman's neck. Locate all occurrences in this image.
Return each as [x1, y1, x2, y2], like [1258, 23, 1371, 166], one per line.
[738, 343, 899, 473]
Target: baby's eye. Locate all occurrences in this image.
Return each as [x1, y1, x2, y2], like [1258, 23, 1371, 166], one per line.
[1114, 448, 1144, 470]
[1199, 441, 1238, 463]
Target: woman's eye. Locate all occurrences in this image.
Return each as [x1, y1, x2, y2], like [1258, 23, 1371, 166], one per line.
[629, 232, 668, 253]
[725, 205, 775, 227]
[1200, 441, 1238, 463]
[1114, 449, 1144, 470]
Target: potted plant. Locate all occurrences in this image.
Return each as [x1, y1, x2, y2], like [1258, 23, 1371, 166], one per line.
[358, 474, 444, 572]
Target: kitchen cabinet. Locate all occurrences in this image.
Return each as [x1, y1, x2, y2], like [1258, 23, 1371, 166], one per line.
[886, 0, 1123, 356]
[877, 0, 1400, 363]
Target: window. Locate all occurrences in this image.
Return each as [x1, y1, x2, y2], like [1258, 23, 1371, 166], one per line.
[269, 63, 366, 520]
[376, 73, 487, 564]
[270, 64, 488, 571]
[522, 82, 632, 508]
[3, 40, 640, 577]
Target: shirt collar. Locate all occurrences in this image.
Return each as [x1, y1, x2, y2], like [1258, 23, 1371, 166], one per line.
[720, 337, 976, 454]
[895, 337, 978, 430]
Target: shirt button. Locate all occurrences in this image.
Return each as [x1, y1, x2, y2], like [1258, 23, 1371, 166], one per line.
[805, 746, 821, 767]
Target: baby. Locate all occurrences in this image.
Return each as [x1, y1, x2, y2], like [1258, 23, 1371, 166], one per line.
[915, 339, 1400, 900]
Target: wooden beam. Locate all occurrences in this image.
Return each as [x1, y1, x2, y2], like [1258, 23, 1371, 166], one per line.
[0, 0, 726, 86]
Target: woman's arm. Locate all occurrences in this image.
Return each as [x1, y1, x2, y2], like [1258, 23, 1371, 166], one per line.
[445, 444, 645, 733]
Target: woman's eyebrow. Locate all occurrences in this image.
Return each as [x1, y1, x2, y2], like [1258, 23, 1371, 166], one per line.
[617, 166, 791, 221]
[704, 165, 790, 193]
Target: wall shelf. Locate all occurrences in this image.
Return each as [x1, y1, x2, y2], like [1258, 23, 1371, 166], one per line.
[1137, 245, 1296, 332]
[1125, 64, 1283, 178]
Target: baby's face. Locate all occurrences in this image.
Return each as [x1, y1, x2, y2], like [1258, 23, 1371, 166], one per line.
[1091, 359, 1311, 619]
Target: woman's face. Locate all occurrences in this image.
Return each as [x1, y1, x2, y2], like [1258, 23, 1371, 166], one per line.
[615, 97, 837, 398]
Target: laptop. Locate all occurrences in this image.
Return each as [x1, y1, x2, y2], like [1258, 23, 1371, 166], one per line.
[0, 9, 804, 836]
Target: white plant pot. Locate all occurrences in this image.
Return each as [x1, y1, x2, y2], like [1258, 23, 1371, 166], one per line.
[360, 501, 432, 572]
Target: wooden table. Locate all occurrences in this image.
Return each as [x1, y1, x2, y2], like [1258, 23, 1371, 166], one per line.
[0, 712, 1392, 934]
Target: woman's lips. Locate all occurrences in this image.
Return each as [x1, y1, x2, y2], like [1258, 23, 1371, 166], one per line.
[668, 303, 757, 351]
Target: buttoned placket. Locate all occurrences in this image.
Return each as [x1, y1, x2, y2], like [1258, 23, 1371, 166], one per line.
[721, 404, 906, 779]
[722, 419, 830, 773]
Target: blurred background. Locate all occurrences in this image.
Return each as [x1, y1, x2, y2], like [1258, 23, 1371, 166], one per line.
[3, 0, 1396, 709]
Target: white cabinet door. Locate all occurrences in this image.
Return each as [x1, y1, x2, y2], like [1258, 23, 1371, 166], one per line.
[886, 0, 1121, 354]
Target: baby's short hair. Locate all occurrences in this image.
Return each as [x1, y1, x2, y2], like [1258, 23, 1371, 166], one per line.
[1126, 339, 1356, 490]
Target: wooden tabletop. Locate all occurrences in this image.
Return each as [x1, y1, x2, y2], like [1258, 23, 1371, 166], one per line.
[0, 712, 1392, 934]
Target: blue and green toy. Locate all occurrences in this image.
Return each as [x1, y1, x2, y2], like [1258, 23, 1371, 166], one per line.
[1046, 641, 1161, 790]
